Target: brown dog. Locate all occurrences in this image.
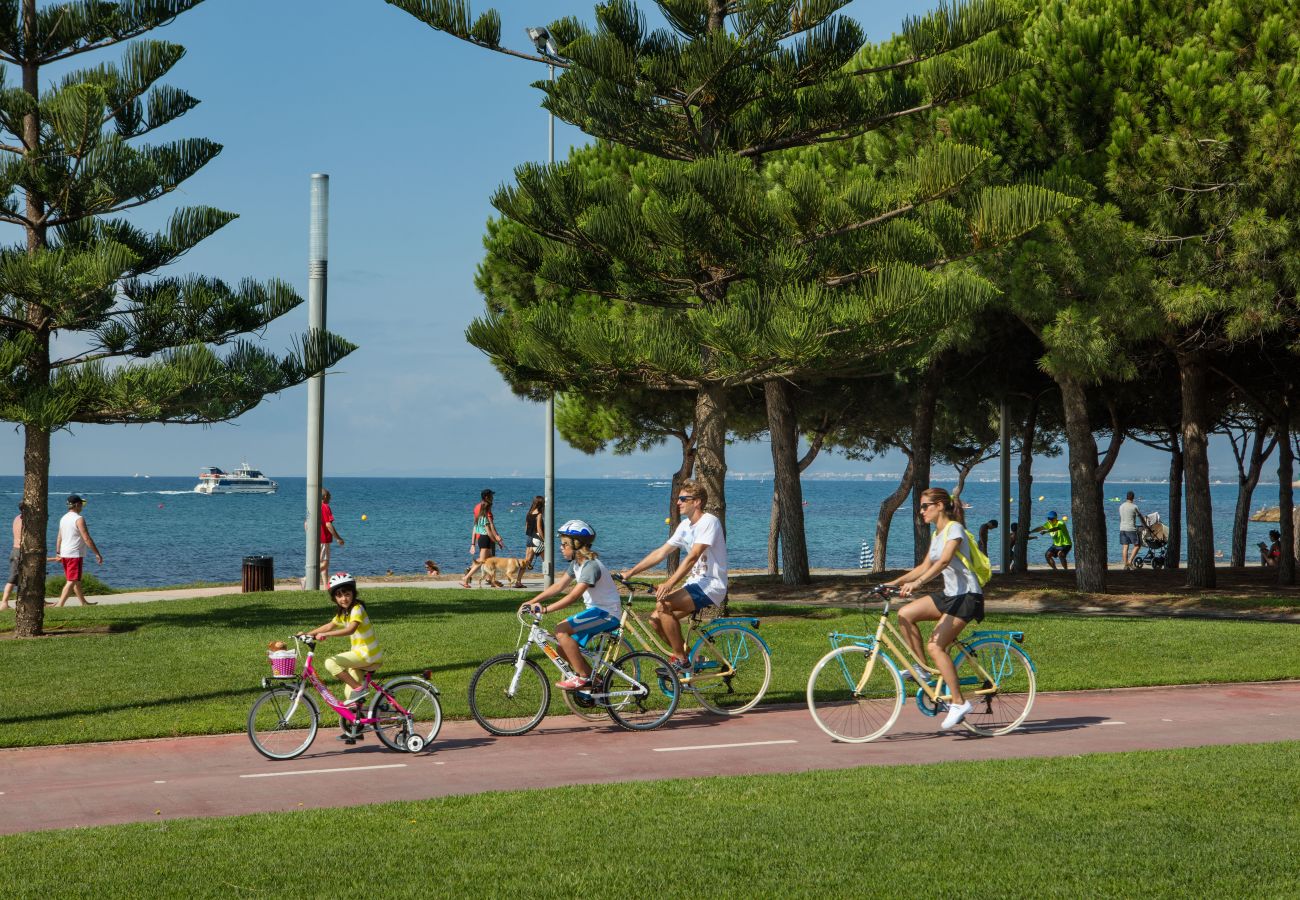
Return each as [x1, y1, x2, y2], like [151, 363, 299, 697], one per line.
[475, 556, 532, 587]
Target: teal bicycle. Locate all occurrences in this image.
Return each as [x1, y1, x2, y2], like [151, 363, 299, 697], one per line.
[806, 585, 1037, 742]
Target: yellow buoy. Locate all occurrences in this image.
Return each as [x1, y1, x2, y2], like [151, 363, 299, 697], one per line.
[361, 514, 368, 521]
[1037, 495, 1045, 501]
[665, 517, 671, 524]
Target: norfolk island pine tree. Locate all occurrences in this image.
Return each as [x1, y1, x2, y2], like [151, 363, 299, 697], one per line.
[0, 0, 356, 637]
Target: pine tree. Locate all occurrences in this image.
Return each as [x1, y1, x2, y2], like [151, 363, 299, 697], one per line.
[396, 0, 1076, 582]
[0, 1, 355, 636]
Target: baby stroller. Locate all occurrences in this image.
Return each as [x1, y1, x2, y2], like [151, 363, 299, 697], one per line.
[1133, 512, 1168, 569]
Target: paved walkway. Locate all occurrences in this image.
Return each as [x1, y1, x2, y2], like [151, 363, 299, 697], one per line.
[1, 681, 1295, 835]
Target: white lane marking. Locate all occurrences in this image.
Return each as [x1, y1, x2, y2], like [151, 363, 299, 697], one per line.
[154, 780, 166, 784]
[241, 763, 407, 779]
[654, 739, 798, 753]
[1100, 721, 1126, 726]
[1162, 718, 1173, 722]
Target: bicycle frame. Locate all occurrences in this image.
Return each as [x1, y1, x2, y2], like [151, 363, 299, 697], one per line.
[613, 581, 760, 684]
[265, 638, 410, 727]
[831, 598, 1021, 707]
[508, 610, 646, 705]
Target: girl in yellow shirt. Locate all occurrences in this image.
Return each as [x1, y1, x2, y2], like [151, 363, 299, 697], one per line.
[304, 572, 384, 707]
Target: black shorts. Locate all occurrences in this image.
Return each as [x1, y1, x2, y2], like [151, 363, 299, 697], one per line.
[7, 547, 19, 585]
[937, 591, 985, 624]
[475, 534, 495, 552]
[1047, 545, 1072, 558]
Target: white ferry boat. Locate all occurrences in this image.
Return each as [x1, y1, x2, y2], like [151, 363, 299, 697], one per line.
[194, 463, 278, 495]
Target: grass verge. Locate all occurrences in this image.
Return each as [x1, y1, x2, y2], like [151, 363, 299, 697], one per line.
[0, 741, 1296, 896]
[0, 587, 1297, 748]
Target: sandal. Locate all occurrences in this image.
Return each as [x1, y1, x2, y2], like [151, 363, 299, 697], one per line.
[458, 581, 471, 588]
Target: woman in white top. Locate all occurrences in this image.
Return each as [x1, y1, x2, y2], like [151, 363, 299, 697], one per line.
[885, 487, 984, 730]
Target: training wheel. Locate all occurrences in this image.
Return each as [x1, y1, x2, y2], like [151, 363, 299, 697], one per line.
[405, 734, 425, 753]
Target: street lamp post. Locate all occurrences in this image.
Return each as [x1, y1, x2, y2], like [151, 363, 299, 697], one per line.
[528, 26, 558, 587]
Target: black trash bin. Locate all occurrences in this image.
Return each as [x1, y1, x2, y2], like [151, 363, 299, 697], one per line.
[242, 555, 274, 593]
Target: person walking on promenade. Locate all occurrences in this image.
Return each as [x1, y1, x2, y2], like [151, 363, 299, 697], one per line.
[461, 489, 504, 588]
[1, 503, 23, 610]
[619, 479, 727, 669]
[55, 494, 103, 606]
[306, 488, 345, 586]
[518, 495, 545, 588]
[1118, 492, 1145, 570]
[1032, 511, 1073, 571]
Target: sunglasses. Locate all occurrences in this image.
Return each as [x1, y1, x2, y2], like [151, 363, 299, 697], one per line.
[677, 495, 698, 503]
[919, 501, 939, 510]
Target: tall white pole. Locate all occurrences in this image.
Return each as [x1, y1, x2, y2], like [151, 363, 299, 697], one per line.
[305, 174, 328, 590]
[543, 64, 556, 587]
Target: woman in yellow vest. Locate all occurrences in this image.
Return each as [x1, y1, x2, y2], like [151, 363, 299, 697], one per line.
[884, 487, 984, 731]
[304, 572, 384, 710]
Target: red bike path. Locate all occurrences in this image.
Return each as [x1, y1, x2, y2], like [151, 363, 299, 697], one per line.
[1, 681, 1296, 836]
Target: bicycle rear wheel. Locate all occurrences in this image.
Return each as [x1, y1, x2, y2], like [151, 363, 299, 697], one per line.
[689, 625, 771, 715]
[806, 645, 903, 743]
[371, 678, 442, 752]
[602, 651, 680, 732]
[469, 654, 550, 736]
[247, 686, 319, 760]
[953, 639, 1037, 736]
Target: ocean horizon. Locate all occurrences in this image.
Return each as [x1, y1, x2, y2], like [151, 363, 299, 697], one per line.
[2, 475, 1284, 589]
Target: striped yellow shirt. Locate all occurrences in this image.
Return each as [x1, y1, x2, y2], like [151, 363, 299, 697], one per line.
[332, 604, 383, 664]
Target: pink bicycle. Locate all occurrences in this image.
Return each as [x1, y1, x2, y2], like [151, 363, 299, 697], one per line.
[247, 634, 442, 760]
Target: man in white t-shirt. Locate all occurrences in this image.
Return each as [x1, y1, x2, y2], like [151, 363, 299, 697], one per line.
[621, 480, 727, 670]
[55, 494, 104, 606]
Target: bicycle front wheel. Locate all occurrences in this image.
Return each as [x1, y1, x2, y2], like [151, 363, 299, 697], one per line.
[371, 678, 442, 752]
[247, 686, 319, 760]
[953, 640, 1037, 736]
[602, 651, 680, 732]
[806, 645, 903, 743]
[689, 625, 771, 715]
[469, 654, 550, 736]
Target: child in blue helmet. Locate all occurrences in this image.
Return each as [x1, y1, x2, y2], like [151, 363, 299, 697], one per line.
[520, 519, 622, 690]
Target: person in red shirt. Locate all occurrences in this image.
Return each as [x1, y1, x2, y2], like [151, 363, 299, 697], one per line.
[311, 488, 345, 585]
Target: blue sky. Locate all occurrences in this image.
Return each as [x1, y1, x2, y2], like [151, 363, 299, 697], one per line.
[0, 0, 1243, 481]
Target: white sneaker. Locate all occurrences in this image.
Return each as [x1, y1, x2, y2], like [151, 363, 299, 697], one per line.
[940, 700, 973, 730]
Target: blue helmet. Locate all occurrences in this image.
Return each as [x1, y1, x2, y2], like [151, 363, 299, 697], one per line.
[558, 519, 596, 541]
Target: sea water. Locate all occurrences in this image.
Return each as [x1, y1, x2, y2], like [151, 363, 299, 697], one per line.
[0, 475, 1281, 588]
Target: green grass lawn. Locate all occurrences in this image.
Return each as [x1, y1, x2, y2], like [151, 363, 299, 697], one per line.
[1, 587, 1297, 748]
[1, 741, 1295, 897]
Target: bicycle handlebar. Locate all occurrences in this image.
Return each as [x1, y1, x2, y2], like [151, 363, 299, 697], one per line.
[293, 633, 318, 647]
[612, 573, 656, 592]
[517, 605, 543, 626]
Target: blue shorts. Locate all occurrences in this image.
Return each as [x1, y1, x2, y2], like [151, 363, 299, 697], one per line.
[683, 582, 716, 611]
[1120, 530, 1139, 546]
[564, 607, 619, 640]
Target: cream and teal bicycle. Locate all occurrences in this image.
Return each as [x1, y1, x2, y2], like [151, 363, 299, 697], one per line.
[806, 585, 1037, 742]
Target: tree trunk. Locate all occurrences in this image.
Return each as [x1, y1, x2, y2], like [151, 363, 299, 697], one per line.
[1165, 435, 1183, 570]
[1230, 422, 1272, 568]
[874, 455, 914, 574]
[15, 423, 50, 638]
[693, 383, 728, 528]
[910, 366, 940, 564]
[1014, 395, 1040, 574]
[665, 433, 695, 574]
[1278, 399, 1295, 585]
[1178, 352, 1216, 588]
[767, 489, 779, 575]
[765, 380, 810, 584]
[15, 9, 49, 639]
[1059, 377, 1107, 592]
